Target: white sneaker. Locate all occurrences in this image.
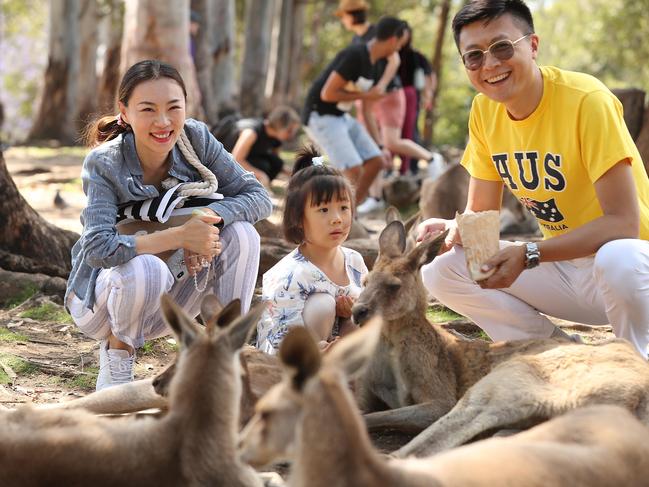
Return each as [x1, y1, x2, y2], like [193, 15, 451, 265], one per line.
[96, 339, 135, 391]
[356, 197, 385, 215]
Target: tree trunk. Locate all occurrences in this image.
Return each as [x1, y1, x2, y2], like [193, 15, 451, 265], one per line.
[635, 106, 649, 176]
[97, 0, 124, 114]
[211, 0, 236, 117]
[612, 88, 646, 141]
[74, 0, 99, 133]
[269, 0, 301, 107]
[265, 0, 285, 104]
[0, 152, 78, 278]
[240, 0, 275, 117]
[423, 0, 451, 147]
[287, 0, 306, 105]
[28, 0, 80, 144]
[120, 0, 203, 119]
[192, 0, 218, 125]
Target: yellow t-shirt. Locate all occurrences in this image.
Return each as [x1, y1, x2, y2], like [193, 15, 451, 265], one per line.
[461, 65, 649, 240]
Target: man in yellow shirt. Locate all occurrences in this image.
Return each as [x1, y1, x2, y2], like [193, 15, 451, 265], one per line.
[418, 0, 649, 356]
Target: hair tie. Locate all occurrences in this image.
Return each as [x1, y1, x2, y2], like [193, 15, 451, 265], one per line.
[312, 156, 324, 166]
[116, 113, 129, 128]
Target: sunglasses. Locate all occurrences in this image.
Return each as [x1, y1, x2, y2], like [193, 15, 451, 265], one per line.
[461, 34, 531, 71]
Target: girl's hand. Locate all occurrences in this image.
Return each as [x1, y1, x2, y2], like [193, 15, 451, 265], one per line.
[319, 337, 341, 354]
[416, 218, 460, 254]
[477, 244, 526, 289]
[336, 295, 354, 319]
[180, 211, 222, 256]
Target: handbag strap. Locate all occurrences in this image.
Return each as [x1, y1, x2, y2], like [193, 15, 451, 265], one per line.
[175, 127, 219, 197]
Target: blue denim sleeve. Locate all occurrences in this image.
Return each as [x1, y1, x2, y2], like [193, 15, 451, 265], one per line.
[80, 151, 137, 268]
[185, 119, 272, 226]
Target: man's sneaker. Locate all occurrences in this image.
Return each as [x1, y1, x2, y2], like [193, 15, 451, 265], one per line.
[96, 339, 135, 391]
[356, 197, 385, 215]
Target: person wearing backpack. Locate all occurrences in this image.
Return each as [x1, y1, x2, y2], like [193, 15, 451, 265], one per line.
[219, 106, 301, 188]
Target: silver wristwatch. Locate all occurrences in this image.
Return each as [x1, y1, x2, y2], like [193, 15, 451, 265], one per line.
[524, 242, 540, 269]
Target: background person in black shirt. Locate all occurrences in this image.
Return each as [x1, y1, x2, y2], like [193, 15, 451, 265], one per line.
[302, 16, 407, 208]
[225, 106, 301, 188]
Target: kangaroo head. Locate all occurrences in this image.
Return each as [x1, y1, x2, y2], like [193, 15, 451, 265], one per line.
[352, 221, 448, 324]
[152, 296, 243, 396]
[158, 294, 263, 405]
[238, 319, 382, 468]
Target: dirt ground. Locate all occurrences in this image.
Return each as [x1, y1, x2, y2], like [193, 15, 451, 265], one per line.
[1, 146, 616, 419]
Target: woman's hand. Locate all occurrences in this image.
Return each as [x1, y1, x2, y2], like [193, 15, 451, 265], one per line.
[179, 211, 222, 256]
[416, 218, 461, 254]
[477, 244, 526, 289]
[336, 295, 354, 319]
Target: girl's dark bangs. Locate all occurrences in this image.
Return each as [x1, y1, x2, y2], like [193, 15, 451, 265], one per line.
[307, 175, 350, 206]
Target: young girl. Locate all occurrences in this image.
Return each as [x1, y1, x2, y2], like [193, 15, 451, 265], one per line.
[66, 60, 271, 391]
[256, 147, 368, 354]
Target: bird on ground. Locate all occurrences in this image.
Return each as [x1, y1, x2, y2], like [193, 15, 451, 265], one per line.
[54, 189, 68, 210]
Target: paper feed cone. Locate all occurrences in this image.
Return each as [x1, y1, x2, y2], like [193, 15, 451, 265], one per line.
[456, 210, 500, 281]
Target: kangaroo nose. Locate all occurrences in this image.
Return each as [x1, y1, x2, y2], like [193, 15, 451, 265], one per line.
[352, 304, 370, 325]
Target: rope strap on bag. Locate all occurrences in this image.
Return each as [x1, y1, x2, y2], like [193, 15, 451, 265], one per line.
[172, 128, 219, 197]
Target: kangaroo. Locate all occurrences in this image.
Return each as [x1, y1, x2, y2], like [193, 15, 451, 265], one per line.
[41, 297, 282, 427]
[0, 295, 267, 487]
[239, 322, 649, 487]
[351, 220, 649, 457]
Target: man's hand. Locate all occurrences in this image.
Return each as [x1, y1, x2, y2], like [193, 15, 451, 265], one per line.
[416, 218, 461, 254]
[362, 86, 385, 102]
[477, 244, 526, 289]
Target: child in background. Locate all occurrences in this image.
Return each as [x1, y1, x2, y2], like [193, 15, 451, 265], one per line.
[225, 106, 301, 188]
[256, 146, 368, 354]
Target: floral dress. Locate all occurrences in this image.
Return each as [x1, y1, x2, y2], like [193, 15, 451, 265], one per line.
[256, 246, 368, 354]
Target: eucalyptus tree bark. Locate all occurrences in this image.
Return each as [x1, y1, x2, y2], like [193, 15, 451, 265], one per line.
[28, 0, 80, 144]
[636, 107, 649, 176]
[120, 0, 203, 118]
[0, 152, 78, 278]
[97, 0, 124, 114]
[74, 0, 99, 133]
[268, 0, 304, 106]
[211, 0, 236, 117]
[240, 0, 275, 117]
[612, 88, 646, 141]
[424, 0, 451, 147]
[287, 0, 306, 104]
[192, 0, 217, 125]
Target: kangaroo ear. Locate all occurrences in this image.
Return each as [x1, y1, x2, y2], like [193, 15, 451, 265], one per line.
[324, 317, 382, 377]
[160, 293, 197, 349]
[378, 220, 406, 259]
[279, 327, 321, 391]
[407, 229, 449, 270]
[384, 205, 402, 225]
[200, 294, 223, 333]
[403, 211, 421, 235]
[216, 299, 242, 329]
[226, 302, 265, 351]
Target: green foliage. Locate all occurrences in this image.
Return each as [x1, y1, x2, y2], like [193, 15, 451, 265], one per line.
[0, 353, 38, 384]
[533, 0, 649, 93]
[0, 328, 29, 343]
[426, 305, 463, 323]
[1, 283, 39, 309]
[68, 368, 99, 390]
[19, 303, 74, 324]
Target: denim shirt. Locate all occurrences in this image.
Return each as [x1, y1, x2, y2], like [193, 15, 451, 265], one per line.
[65, 118, 272, 311]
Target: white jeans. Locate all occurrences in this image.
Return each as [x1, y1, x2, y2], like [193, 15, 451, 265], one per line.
[421, 239, 649, 357]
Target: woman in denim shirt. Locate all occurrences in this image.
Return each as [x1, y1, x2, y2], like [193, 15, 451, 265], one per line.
[65, 60, 272, 391]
